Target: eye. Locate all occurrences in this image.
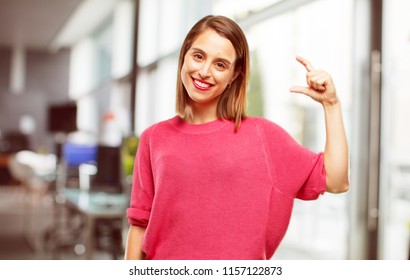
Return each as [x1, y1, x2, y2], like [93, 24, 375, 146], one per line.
[192, 53, 204, 61]
[215, 62, 227, 70]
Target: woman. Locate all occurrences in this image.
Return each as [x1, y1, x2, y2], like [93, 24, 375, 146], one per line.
[125, 15, 349, 260]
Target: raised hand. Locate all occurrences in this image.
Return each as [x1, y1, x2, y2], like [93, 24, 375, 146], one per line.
[289, 56, 338, 107]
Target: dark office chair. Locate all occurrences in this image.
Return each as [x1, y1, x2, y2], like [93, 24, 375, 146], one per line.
[89, 145, 123, 194]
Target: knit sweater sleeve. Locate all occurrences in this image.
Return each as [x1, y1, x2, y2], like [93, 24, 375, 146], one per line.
[126, 126, 155, 227]
[255, 118, 326, 200]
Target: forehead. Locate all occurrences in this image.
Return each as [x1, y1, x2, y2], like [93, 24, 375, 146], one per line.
[190, 29, 236, 61]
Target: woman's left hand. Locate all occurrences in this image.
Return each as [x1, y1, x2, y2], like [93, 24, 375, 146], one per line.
[290, 56, 338, 107]
[290, 56, 349, 193]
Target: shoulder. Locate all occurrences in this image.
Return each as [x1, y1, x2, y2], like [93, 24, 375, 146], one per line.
[242, 116, 295, 144]
[242, 116, 286, 133]
[139, 116, 179, 141]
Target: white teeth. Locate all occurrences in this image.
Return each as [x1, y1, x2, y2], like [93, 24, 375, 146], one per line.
[194, 79, 210, 88]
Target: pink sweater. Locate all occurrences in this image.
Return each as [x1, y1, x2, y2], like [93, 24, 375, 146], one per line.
[127, 116, 326, 259]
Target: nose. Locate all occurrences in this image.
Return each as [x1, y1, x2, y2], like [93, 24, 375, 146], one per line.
[198, 63, 211, 79]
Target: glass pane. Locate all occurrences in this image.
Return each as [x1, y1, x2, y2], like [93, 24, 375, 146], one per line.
[138, 0, 160, 66]
[93, 20, 113, 85]
[213, 0, 283, 18]
[138, 0, 194, 66]
[380, 0, 410, 260]
[157, 0, 185, 56]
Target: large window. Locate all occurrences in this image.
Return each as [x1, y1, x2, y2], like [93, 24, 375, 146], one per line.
[65, 0, 410, 260]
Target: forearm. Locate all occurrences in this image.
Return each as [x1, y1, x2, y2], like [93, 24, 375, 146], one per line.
[124, 225, 146, 260]
[323, 101, 349, 193]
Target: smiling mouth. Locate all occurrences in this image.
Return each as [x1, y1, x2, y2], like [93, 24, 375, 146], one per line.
[193, 78, 213, 90]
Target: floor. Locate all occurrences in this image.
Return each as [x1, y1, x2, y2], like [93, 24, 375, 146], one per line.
[0, 185, 123, 260]
[2, 184, 408, 260]
[0, 183, 341, 261]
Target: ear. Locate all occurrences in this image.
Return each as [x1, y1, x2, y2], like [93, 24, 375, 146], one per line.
[227, 72, 239, 88]
[231, 71, 240, 84]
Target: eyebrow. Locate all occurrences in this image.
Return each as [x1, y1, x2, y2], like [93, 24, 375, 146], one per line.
[191, 47, 234, 66]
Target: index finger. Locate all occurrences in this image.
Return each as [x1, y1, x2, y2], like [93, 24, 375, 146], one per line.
[296, 55, 315, 72]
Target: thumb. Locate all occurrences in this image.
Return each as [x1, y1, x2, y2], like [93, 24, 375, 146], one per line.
[289, 86, 310, 95]
[290, 86, 323, 101]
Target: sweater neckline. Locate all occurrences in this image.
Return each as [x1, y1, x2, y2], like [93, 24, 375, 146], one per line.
[168, 116, 230, 134]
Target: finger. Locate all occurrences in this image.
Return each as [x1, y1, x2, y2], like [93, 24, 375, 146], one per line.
[310, 75, 327, 91]
[311, 81, 326, 92]
[289, 86, 323, 101]
[296, 56, 315, 72]
[307, 71, 329, 91]
[315, 76, 329, 90]
[289, 86, 311, 95]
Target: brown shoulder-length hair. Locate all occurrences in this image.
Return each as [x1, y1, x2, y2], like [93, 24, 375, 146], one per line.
[175, 15, 250, 131]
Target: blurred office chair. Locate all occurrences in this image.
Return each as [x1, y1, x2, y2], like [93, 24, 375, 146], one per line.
[7, 150, 57, 253]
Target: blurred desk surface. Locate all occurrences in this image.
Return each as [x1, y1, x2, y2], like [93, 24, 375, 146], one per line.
[63, 188, 128, 217]
[62, 188, 128, 259]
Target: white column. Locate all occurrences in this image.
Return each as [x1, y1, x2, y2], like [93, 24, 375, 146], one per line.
[10, 45, 26, 94]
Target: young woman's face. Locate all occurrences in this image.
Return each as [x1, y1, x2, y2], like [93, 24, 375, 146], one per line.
[181, 29, 237, 108]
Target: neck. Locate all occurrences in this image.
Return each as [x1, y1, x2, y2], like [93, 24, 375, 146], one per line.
[186, 102, 218, 124]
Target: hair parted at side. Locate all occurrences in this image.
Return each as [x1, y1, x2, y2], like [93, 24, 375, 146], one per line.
[175, 15, 250, 132]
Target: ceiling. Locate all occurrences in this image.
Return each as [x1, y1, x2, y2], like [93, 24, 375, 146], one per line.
[0, 0, 82, 50]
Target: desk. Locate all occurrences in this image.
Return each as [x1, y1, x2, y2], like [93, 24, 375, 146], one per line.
[62, 189, 129, 259]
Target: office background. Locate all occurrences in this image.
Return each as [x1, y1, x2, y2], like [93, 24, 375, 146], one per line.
[0, 0, 409, 260]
